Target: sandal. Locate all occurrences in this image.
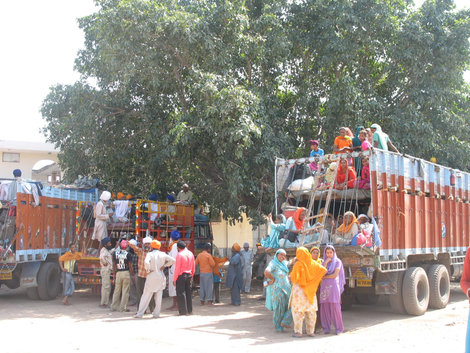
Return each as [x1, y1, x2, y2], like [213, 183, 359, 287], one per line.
[292, 334, 303, 338]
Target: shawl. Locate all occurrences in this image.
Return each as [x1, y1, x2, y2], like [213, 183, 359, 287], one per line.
[322, 245, 346, 294]
[371, 123, 389, 150]
[310, 246, 323, 264]
[290, 247, 327, 304]
[293, 207, 306, 231]
[336, 211, 358, 234]
[59, 251, 82, 262]
[212, 256, 228, 277]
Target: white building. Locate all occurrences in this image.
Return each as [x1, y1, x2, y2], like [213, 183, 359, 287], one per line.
[0, 140, 59, 180]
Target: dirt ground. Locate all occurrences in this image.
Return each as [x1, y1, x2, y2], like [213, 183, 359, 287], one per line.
[0, 280, 467, 353]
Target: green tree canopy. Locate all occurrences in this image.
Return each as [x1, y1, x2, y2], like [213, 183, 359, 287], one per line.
[42, 0, 470, 222]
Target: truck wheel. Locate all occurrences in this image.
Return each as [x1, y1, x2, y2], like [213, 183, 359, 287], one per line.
[427, 264, 450, 309]
[403, 267, 429, 316]
[5, 277, 20, 289]
[37, 262, 61, 300]
[26, 287, 40, 300]
[389, 271, 406, 314]
[356, 294, 379, 305]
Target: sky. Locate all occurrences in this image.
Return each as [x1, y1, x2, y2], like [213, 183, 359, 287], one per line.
[0, 0, 468, 144]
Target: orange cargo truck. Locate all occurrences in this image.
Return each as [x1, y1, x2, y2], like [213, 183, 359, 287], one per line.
[275, 149, 467, 315]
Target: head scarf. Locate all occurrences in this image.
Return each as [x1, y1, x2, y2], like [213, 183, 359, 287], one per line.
[322, 245, 346, 294]
[290, 247, 327, 304]
[336, 211, 358, 234]
[232, 243, 241, 252]
[101, 237, 111, 246]
[310, 246, 322, 264]
[129, 239, 137, 246]
[149, 194, 158, 201]
[353, 126, 364, 147]
[271, 249, 289, 275]
[293, 207, 306, 231]
[325, 162, 337, 184]
[344, 127, 354, 138]
[243, 242, 249, 248]
[370, 123, 388, 150]
[212, 256, 228, 276]
[309, 140, 319, 146]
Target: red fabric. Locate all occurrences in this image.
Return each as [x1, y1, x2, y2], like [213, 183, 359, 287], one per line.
[336, 166, 357, 188]
[173, 248, 195, 282]
[460, 248, 470, 301]
[293, 207, 306, 231]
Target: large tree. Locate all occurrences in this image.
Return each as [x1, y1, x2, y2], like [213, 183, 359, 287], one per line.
[42, 0, 470, 221]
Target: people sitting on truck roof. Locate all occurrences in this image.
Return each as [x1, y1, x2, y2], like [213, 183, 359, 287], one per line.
[333, 127, 353, 155]
[355, 156, 370, 190]
[176, 183, 194, 205]
[334, 211, 359, 245]
[352, 126, 365, 175]
[335, 159, 357, 190]
[353, 214, 374, 247]
[279, 208, 317, 248]
[143, 193, 160, 223]
[6, 169, 40, 206]
[370, 124, 400, 153]
[262, 213, 286, 249]
[309, 140, 324, 172]
[112, 192, 130, 223]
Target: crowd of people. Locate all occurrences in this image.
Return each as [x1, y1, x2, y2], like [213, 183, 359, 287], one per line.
[264, 245, 345, 336]
[261, 208, 378, 249]
[306, 124, 398, 191]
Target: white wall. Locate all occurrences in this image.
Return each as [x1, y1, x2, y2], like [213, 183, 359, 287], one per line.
[0, 151, 58, 180]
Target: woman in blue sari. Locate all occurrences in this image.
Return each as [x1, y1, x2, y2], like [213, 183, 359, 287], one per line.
[264, 249, 293, 332]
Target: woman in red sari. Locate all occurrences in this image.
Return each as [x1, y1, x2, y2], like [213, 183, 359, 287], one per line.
[335, 159, 356, 189]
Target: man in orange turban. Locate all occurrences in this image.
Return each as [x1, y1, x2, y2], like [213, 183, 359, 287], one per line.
[134, 239, 174, 318]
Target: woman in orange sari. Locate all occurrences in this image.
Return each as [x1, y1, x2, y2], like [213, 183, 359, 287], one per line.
[290, 247, 327, 337]
[335, 158, 356, 189]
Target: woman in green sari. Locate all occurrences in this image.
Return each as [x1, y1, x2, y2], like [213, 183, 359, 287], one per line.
[264, 249, 293, 332]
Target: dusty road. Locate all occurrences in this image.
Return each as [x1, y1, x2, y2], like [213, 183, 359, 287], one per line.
[0, 281, 467, 353]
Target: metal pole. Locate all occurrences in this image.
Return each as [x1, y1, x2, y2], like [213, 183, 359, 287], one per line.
[274, 157, 278, 216]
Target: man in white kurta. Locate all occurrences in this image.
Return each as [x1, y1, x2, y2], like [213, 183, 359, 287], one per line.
[134, 240, 175, 318]
[92, 191, 111, 242]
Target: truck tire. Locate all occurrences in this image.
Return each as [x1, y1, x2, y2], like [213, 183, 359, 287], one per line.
[5, 276, 20, 289]
[37, 262, 61, 300]
[427, 264, 450, 309]
[26, 287, 40, 300]
[403, 267, 429, 316]
[389, 271, 406, 314]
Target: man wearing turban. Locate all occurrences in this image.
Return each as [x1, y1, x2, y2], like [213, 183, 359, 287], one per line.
[134, 240, 175, 318]
[226, 243, 243, 305]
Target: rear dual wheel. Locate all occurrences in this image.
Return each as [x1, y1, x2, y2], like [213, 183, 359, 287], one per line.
[389, 265, 449, 316]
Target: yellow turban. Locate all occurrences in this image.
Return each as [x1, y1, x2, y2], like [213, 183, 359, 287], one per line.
[232, 243, 241, 252]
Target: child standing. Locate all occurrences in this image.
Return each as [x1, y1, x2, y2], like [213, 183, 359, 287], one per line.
[309, 140, 324, 172]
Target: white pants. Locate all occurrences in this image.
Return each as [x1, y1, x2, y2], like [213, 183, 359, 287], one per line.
[242, 266, 252, 293]
[136, 289, 163, 318]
